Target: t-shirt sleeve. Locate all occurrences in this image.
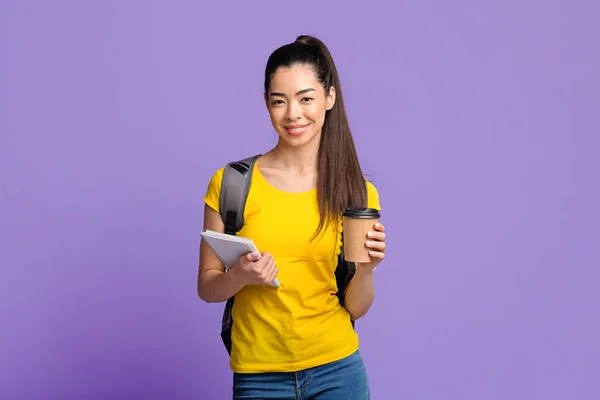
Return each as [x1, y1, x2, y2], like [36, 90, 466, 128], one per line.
[365, 180, 381, 211]
[204, 167, 225, 213]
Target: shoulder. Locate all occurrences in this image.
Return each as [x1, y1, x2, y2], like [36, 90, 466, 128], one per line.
[204, 167, 225, 212]
[204, 155, 260, 212]
[365, 179, 381, 210]
[207, 167, 225, 189]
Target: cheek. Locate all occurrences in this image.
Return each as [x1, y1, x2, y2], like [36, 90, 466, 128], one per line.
[267, 107, 284, 123]
[306, 105, 327, 124]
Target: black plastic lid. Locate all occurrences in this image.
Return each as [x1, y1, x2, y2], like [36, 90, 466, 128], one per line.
[342, 207, 381, 219]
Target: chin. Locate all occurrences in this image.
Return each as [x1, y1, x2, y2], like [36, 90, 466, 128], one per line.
[277, 128, 320, 147]
[281, 135, 314, 148]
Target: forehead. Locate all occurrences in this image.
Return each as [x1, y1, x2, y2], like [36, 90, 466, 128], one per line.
[269, 64, 321, 94]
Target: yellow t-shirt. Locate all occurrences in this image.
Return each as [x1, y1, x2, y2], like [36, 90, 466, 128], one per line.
[204, 161, 381, 373]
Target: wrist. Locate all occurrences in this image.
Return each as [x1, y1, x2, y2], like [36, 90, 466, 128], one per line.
[356, 263, 377, 275]
[351, 265, 377, 285]
[225, 267, 247, 289]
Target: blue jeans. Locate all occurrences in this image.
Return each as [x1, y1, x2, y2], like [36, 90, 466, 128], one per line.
[232, 350, 370, 399]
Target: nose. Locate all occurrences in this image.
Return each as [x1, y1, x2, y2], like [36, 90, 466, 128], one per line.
[285, 102, 301, 121]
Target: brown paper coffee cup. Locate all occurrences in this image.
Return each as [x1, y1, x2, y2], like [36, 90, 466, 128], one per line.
[342, 208, 381, 263]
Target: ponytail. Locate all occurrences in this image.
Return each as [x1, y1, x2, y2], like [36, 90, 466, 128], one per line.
[264, 35, 367, 238]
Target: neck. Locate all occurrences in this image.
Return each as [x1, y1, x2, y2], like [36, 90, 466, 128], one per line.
[271, 133, 321, 173]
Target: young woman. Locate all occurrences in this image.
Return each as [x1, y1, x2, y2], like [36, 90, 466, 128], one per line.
[198, 35, 387, 400]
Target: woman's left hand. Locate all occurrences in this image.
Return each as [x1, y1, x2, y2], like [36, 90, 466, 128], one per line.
[361, 221, 386, 271]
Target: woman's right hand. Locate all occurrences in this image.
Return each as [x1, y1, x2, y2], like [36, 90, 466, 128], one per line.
[230, 251, 278, 286]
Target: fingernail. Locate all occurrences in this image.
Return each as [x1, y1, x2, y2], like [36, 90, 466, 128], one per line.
[366, 241, 372, 246]
[367, 232, 374, 237]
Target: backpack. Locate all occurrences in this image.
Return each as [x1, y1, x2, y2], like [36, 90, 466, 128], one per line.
[217, 155, 366, 355]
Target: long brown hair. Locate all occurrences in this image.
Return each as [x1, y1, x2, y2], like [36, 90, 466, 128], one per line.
[264, 35, 367, 237]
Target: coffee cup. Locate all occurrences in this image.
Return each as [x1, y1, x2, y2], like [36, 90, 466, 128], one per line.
[342, 208, 381, 263]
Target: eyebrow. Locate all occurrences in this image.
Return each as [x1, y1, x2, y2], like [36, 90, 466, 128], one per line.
[269, 88, 316, 98]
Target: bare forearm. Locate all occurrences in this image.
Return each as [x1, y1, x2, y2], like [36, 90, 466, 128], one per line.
[197, 268, 246, 303]
[343, 267, 376, 320]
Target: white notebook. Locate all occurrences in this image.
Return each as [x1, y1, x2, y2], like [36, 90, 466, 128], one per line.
[200, 230, 280, 288]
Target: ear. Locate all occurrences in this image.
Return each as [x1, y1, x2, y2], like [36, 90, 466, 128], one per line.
[325, 86, 336, 110]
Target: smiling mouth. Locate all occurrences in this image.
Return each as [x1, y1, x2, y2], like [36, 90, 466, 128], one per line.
[284, 124, 309, 135]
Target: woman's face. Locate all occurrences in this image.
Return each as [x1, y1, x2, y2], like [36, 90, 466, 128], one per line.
[264, 64, 335, 148]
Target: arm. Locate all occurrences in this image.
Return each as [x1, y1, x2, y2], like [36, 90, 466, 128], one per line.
[342, 267, 377, 320]
[342, 221, 387, 320]
[197, 204, 279, 303]
[197, 204, 246, 303]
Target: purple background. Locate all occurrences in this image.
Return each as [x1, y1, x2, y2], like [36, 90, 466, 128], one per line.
[1, 1, 598, 399]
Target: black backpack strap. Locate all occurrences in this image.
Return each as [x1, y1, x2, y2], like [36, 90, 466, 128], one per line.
[218, 154, 260, 355]
[219, 155, 260, 235]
